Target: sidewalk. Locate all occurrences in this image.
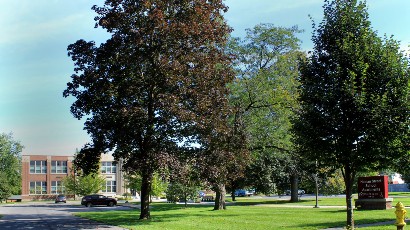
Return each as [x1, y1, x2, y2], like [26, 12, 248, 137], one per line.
[322, 220, 395, 230]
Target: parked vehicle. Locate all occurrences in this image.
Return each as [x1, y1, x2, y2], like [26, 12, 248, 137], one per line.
[81, 194, 117, 207]
[285, 189, 305, 195]
[234, 189, 255, 197]
[55, 194, 66, 203]
[198, 191, 205, 198]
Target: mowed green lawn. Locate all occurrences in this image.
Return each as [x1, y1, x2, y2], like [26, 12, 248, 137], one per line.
[74, 195, 408, 230]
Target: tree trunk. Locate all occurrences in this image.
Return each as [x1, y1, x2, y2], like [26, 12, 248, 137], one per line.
[342, 166, 355, 229]
[214, 183, 226, 210]
[139, 172, 152, 220]
[231, 191, 236, 202]
[290, 174, 299, 202]
[184, 191, 188, 207]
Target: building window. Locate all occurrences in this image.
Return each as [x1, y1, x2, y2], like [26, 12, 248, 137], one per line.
[29, 181, 47, 194]
[51, 161, 68, 174]
[101, 162, 116, 174]
[51, 181, 65, 194]
[29, 161, 47, 174]
[102, 181, 116, 193]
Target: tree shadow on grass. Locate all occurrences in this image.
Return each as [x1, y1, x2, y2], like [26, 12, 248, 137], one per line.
[230, 199, 312, 206]
[75, 202, 361, 229]
[150, 203, 215, 211]
[295, 209, 393, 229]
[299, 217, 393, 229]
[81, 205, 240, 228]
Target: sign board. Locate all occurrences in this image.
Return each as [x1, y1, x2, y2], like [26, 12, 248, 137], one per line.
[358, 176, 388, 199]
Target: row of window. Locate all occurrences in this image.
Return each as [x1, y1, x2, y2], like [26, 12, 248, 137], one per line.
[30, 161, 67, 174]
[29, 161, 116, 174]
[101, 162, 116, 174]
[29, 181, 116, 194]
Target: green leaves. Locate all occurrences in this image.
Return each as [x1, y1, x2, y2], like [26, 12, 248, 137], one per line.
[227, 24, 303, 194]
[0, 133, 23, 201]
[296, 0, 410, 169]
[228, 24, 303, 151]
[63, 172, 105, 197]
[294, 0, 410, 227]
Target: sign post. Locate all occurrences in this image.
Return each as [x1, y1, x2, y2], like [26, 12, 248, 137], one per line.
[355, 176, 393, 210]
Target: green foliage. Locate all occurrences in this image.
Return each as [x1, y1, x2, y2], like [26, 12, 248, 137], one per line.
[124, 172, 168, 200]
[295, 0, 410, 174]
[63, 172, 105, 197]
[150, 173, 168, 199]
[0, 133, 23, 202]
[166, 182, 199, 204]
[294, 0, 410, 227]
[227, 23, 304, 196]
[245, 153, 289, 195]
[320, 169, 345, 196]
[228, 23, 302, 152]
[124, 173, 142, 193]
[167, 154, 204, 206]
[73, 147, 101, 175]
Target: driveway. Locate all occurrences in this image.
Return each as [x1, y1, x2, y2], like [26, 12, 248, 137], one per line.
[0, 201, 129, 230]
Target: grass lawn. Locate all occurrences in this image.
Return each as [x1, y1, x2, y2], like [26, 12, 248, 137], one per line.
[74, 195, 403, 230]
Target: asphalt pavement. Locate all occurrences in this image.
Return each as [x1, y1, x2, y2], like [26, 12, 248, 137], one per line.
[0, 201, 129, 230]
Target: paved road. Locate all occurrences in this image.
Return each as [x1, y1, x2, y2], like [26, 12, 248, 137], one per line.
[0, 201, 129, 230]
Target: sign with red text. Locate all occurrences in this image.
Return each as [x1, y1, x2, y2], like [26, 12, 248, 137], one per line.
[358, 176, 388, 199]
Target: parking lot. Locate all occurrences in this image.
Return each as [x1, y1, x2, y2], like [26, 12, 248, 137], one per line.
[0, 201, 131, 230]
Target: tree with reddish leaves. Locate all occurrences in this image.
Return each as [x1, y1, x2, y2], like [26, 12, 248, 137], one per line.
[64, 0, 233, 219]
[198, 109, 250, 210]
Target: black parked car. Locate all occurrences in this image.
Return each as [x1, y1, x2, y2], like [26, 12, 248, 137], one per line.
[81, 194, 117, 207]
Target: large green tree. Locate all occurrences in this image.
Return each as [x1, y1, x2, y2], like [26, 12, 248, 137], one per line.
[64, 0, 233, 219]
[0, 133, 23, 202]
[227, 24, 303, 201]
[63, 172, 105, 197]
[293, 0, 410, 228]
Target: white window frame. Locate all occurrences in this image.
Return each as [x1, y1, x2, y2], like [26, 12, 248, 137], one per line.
[51, 181, 65, 194]
[29, 181, 47, 194]
[51, 161, 68, 174]
[29, 161, 47, 174]
[101, 162, 116, 174]
[102, 180, 116, 193]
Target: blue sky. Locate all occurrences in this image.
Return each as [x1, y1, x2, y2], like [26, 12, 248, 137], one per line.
[1, 0, 409, 155]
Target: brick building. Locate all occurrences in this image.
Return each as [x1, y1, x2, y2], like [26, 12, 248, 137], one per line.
[21, 153, 127, 200]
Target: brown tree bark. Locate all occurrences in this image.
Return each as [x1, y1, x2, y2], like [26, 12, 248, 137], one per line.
[290, 174, 299, 202]
[231, 191, 236, 202]
[214, 183, 226, 210]
[139, 173, 152, 220]
[342, 166, 355, 229]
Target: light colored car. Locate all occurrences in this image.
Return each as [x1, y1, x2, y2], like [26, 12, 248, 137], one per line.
[285, 190, 305, 195]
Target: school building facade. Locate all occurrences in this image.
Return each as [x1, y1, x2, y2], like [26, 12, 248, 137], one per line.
[21, 153, 127, 200]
